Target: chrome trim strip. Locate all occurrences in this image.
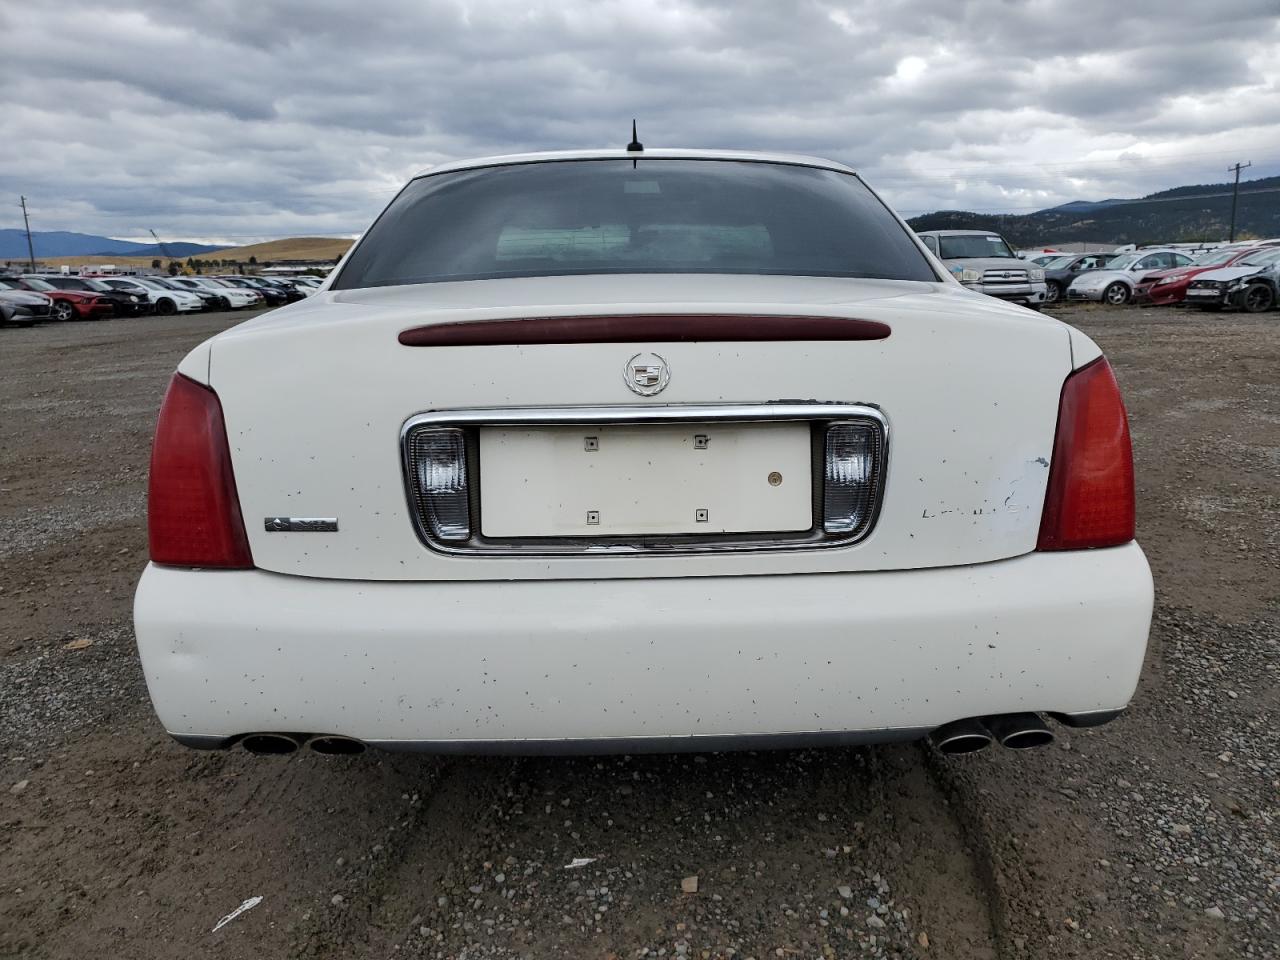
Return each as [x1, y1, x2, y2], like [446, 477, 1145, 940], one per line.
[400, 402, 889, 557]
[401, 402, 885, 431]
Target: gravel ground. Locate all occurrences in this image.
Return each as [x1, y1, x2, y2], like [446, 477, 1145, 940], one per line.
[0, 302, 1276, 960]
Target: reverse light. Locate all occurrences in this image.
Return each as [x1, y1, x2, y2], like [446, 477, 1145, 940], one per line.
[1037, 357, 1135, 551]
[148, 373, 253, 568]
[406, 427, 471, 541]
[822, 421, 882, 535]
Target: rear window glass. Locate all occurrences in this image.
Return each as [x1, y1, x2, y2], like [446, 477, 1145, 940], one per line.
[333, 159, 937, 289]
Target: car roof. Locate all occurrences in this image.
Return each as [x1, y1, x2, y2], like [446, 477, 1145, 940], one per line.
[414, 148, 857, 179]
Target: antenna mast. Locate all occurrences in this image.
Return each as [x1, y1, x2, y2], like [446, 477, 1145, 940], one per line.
[626, 119, 644, 168]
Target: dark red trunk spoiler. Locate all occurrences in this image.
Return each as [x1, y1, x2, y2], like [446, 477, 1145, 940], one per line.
[398, 314, 890, 347]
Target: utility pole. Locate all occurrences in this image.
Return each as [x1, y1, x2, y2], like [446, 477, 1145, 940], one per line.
[19, 196, 36, 270]
[1227, 161, 1252, 242]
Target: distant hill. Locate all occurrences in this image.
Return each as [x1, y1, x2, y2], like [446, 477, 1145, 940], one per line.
[0, 229, 218, 260]
[1043, 198, 1135, 215]
[907, 175, 1280, 246]
[25, 236, 354, 270]
[200, 237, 353, 261]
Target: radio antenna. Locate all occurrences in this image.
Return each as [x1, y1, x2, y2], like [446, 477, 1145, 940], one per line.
[626, 119, 643, 167]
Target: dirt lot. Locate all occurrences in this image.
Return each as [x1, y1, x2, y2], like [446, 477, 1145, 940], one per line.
[1, 303, 1276, 960]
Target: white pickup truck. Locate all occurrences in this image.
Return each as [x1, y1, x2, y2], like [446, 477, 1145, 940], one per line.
[916, 229, 1048, 309]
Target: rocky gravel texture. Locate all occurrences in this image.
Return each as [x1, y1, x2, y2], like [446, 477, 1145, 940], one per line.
[0, 303, 1276, 959]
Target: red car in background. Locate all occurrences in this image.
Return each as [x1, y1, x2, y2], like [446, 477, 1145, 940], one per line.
[10, 276, 116, 321]
[1135, 246, 1260, 305]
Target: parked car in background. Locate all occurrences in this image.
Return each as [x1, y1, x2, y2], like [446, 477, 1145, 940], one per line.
[1184, 247, 1280, 312]
[27, 275, 151, 316]
[0, 279, 52, 326]
[1066, 249, 1195, 305]
[916, 230, 1048, 309]
[100, 277, 204, 315]
[148, 277, 222, 311]
[281, 277, 317, 297]
[136, 149, 1152, 759]
[255, 277, 307, 302]
[11, 275, 115, 320]
[1022, 252, 1064, 267]
[170, 277, 262, 310]
[217, 277, 288, 307]
[1041, 253, 1122, 304]
[1133, 246, 1259, 306]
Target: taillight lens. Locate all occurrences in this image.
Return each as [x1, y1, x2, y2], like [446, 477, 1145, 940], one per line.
[405, 427, 471, 542]
[822, 421, 882, 535]
[1037, 357, 1135, 551]
[148, 373, 253, 568]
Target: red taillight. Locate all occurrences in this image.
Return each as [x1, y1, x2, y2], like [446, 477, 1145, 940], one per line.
[148, 373, 253, 568]
[1037, 357, 1135, 551]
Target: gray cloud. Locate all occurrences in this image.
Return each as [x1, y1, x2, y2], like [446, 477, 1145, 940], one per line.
[1, 0, 1277, 241]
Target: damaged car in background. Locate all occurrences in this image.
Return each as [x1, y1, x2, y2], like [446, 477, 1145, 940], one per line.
[134, 148, 1153, 760]
[1183, 246, 1280, 312]
[1133, 245, 1261, 306]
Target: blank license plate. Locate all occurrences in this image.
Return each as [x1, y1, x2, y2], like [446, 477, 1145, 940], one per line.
[478, 422, 813, 537]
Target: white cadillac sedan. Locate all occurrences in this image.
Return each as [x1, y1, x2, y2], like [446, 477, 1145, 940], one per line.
[134, 149, 1153, 758]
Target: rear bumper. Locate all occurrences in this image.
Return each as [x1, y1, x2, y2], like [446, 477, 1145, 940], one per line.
[134, 543, 1153, 750]
[1184, 288, 1229, 307]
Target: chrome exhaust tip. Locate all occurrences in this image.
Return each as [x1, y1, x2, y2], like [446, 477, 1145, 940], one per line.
[929, 717, 993, 755]
[307, 735, 366, 756]
[984, 712, 1054, 749]
[240, 733, 303, 755]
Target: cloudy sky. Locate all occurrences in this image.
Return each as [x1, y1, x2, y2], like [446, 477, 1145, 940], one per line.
[2, 0, 1278, 244]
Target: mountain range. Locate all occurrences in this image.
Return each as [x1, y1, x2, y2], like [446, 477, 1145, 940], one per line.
[0, 229, 218, 261]
[8, 173, 1279, 260]
[907, 175, 1280, 247]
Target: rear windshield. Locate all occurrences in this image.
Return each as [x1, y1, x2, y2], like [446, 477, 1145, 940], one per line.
[333, 159, 937, 289]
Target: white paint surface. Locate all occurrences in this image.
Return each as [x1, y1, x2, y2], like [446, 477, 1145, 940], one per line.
[136, 544, 1152, 744]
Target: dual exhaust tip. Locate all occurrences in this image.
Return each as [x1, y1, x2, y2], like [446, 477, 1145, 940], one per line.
[238, 733, 366, 756]
[930, 712, 1054, 756]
